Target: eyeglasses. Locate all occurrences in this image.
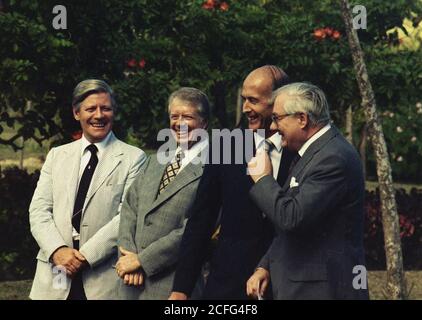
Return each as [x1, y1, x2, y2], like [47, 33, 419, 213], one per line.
[271, 113, 295, 123]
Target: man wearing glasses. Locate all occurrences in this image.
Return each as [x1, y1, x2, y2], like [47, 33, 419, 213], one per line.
[247, 82, 368, 300]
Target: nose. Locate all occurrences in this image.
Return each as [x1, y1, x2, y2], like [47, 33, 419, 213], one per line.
[242, 100, 251, 113]
[94, 106, 104, 119]
[270, 120, 278, 131]
[174, 116, 187, 129]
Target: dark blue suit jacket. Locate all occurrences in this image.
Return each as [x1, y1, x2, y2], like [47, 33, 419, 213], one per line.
[250, 126, 369, 300]
[172, 131, 295, 299]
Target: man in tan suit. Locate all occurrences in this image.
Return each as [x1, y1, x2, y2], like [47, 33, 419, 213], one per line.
[29, 79, 146, 299]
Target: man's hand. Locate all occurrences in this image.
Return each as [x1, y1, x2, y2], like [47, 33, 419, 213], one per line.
[116, 247, 141, 278]
[51, 247, 87, 277]
[168, 291, 188, 300]
[247, 150, 272, 183]
[246, 268, 270, 299]
[123, 271, 144, 286]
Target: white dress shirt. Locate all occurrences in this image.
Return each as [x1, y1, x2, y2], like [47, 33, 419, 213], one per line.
[254, 132, 283, 179]
[78, 132, 112, 181]
[73, 132, 112, 240]
[298, 124, 331, 157]
[172, 138, 209, 174]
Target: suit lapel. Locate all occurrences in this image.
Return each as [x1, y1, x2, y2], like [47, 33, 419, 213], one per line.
[85, 133, 122, 207]
[142, 154, 168, 208]
[66, 140, 82, 212]
[145, 159, 204, 215]
[281, 126, 339, 191]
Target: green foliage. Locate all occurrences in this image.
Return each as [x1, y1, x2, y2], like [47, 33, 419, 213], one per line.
[0, 167, 39, 280]
[0, 0, 421, 179]
[0, 1, 76, 149]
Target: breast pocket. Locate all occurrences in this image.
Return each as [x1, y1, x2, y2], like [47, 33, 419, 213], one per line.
[102, 183, 125, 216]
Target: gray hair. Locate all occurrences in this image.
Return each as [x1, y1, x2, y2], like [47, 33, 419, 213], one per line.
[168, 87, 210, 123]
[72, 79, 117, 111]
[272, 82, 331, 127]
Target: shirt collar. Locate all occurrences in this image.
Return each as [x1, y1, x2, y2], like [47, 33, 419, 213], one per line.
[176, 137, 209, 164]
[298, 124, 331, 157]
[80, 131, 112, 156]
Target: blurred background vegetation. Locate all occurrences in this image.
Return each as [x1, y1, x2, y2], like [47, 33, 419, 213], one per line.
[0, 0, 421, 296]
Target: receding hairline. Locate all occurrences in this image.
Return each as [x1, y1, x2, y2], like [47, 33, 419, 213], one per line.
[244, 65, 289, 90]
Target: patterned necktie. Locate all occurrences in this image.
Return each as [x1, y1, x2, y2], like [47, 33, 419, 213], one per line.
[158, 150, 184, 195]
[72, 144, 98, 234]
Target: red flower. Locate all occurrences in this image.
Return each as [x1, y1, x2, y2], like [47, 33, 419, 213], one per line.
[332, 30, 341, 40]
[202, 0, 215, 10]
[313, 28, 326, 40]
[71, 130, 82, 141]
[139, 58, 146, 69]
[220, 2, 229, 11]
[324, 27, 333, 37]
[127, 58, 137, 68]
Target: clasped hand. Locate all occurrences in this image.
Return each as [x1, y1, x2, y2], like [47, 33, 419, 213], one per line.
[115, 247, 144, 286]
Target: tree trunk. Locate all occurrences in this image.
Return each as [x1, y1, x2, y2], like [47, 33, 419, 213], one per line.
[340, 0, 406, 299]
[345, 105, 353, 144]
[358, 124, 367, 179]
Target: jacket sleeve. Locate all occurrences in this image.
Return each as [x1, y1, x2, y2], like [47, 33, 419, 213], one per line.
[29, 148, 68, 260]
[79, 151, 147, 267]
[118, 157, 151, 254]
[249, 153, 348, 233]
[171, 163, 222, 297]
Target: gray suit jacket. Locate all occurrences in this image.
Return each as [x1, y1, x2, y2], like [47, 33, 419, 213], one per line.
[29, 132, 146, 299]
[118, 151, 204, 300]
[250, 127, 368, 300]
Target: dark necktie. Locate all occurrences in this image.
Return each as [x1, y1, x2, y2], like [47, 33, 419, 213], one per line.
[158, 150, 184, 195]
[263, 139, 275, 154]
[72, 144, 98, 234]
[288, 153, 301, 176]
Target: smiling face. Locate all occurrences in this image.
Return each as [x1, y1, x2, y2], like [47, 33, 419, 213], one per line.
[272, 92, 307, 151]
[241, 71, 274, 136]
[169, 98, 207, 146]
[73, 92, 114, 143]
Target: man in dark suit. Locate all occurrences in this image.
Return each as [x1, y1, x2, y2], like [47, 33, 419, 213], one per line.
[169, 65, 295, 300]
[246, 82, 368, 300]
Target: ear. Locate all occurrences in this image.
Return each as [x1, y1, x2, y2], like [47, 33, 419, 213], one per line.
[297, 112, 309, 129]
[73, 107, 80, 121]
[201, 119, 208, 130]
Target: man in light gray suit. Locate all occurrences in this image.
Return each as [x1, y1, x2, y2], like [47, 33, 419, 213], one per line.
[116, 87, 209, 299]
[247, 82, 368, 299]
[29, 79, 146, 300]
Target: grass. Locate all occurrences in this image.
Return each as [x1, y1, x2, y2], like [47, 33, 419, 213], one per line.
[0, 280, 31, 300]
[368, 271, 422, 300]
[1, 272, 421, 300]
[366, 181, 422, 193]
